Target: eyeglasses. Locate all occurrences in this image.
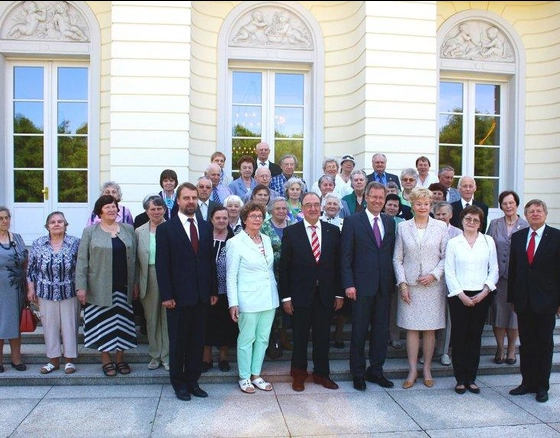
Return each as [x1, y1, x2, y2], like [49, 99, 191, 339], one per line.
[302, 203, 321, 209]
[247, 214, 264, 220]
[402, 178, 416, 182]
[463, 217, 481, 224]
[197, 185, 212, 189]
[0, 216, 11, 221]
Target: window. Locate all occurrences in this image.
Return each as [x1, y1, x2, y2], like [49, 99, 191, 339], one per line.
[230, 69, 306, 178]
[438, 80, 505, 207]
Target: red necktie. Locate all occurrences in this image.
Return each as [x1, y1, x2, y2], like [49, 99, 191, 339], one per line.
[310, 225, 320, 263]
[188, 218, 199, 254]
[527, 230, 536, 265]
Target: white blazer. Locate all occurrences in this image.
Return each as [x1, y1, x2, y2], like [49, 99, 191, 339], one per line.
[226, 231, 279, 313]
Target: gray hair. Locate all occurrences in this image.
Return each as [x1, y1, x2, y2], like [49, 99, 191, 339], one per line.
[432, 200, 453, 215]
[142, 194, 165, 211]
[322, 157, 339, 171]
[284, 176, 306, 194]
[223, 194, 244, 208]
[400, 168, 418, 181]
[524, 199, 548, 215]
[44, 211, 68, 231]
[100, 181, 123, 200]
[321, 192, 342, 211]
[318, 174, 335, 187]
[267, 196, 287, 214]
[279, 153, 299, 168]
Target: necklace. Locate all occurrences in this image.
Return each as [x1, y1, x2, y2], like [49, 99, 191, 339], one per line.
[414, 220, 428, 229]
[505, 216, 517, 226]
[246, 231, 261, 241]
[0, 232, 13, 250]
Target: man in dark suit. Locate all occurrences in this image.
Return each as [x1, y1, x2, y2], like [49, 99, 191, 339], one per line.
[366, 153, 401, 190]
[195, 176, 220, 221]
[341, 181, 396, 391]
[280, 192, 344, 392]
[254, 141, 282, 177]
[155, 182, 217, 402]
[507, 199, 560, 403]
[450, 176, 489, 232]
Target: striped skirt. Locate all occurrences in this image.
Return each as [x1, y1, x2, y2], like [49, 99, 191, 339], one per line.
[83, 290, 138, 351]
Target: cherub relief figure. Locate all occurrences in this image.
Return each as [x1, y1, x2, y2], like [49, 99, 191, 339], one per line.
[233, 10, 269, 44]
[7, 1, 46, 38]
[52, 1, 87, 41]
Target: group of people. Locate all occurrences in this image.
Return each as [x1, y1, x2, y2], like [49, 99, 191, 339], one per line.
[1, 146, 558, 406]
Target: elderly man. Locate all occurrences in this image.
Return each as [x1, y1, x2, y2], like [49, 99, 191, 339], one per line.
[366, 153, 401, 190]
[244, 166, 281, 203]
[254, 141, 282, 177]
[205, 162, 232, 205]
[449, 176, 489, 233]
[195, 176, 221, 222]
[270, 153, 307, 197]
[438, 166, 461, 203]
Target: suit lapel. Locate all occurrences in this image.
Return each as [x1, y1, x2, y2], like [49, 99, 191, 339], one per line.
[359, 211, 376, 243]
[170, 216, 193, 250]
[296, 221, 317, 263]
[532, 226, 550, 264]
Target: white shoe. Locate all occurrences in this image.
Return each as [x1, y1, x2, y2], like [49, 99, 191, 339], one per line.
[419, 356, 424, 364]
[148, 358, 161, 370]
[440, 354, 451, 366]
[162, 362, 170, 371]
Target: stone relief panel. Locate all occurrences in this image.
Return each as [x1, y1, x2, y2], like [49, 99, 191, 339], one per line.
[2, 1, 89, 42]
[230, 7, 312, 50]
[441, 20, 514, 62]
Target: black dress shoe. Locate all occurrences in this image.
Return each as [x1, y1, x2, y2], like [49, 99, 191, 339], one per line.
[188, 385, 208, 398]
[455, 384, 466, 394]
[11, 362, 26, 371]
[366, 374, 394, 388]
[332, 341, 345, 349]
[175, 389, 191, 401]
[218, 360, 230, 372]
[353, 378, 366, 391]
[467, 382, 480, 394]
[201, 361, 213, 373]
[536, 390, 549, 403]
[509, 384, 532, 396]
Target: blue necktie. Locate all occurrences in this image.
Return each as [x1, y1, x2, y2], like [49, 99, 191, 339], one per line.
[212, 188, 220, 203]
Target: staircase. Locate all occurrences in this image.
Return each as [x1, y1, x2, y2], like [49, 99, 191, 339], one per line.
[2, 319, 559, 386]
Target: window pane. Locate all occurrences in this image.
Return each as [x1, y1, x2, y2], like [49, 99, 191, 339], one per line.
[58, 170, 87, 202]
[438, 145, 462, 173]
[475, 178, 499, 208]
[475, 115, 500, 145]
[232, 105, 262, 136]
[14, 136, 43, 168]
[232, 72, 262, 104]
[58, 136, 87, 168]
[475, 84, 500, 115]
[58, 102, 88, 134]
[275, 107, 303, 138]
[439, 82, 463, 112]
[439, 114, 462, 144]
[58, 67, 88, 100]
[474, 146, 499, 177]
[14, 102, 44, 132]
[14, 66, 43, 99]
[14, 170, 43, 202]
[275, 73, 303, 105]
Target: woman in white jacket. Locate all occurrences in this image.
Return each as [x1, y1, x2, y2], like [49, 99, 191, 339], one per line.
[226, 201, 279, 394]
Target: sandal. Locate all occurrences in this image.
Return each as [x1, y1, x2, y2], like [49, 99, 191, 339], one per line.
[64, 363, 76, 374]
[238, 378, 255, 394]
[251, 377, 273, 391]
[115, 361, 131, 375]
[102, 362, 117, 377]
[40, 363, 60, 374]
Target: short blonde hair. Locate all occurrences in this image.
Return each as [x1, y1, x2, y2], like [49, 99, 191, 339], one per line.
[409, 187, 433, 204]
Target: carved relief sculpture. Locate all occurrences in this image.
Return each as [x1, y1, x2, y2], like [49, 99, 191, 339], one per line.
[441, 21, 513, 62]
[230, 7, 312, 49]
[3, 1, 89, 42]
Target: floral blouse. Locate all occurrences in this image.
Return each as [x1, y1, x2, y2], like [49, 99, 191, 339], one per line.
[26, 234, 80, 301]
[260, 217, 295, 281]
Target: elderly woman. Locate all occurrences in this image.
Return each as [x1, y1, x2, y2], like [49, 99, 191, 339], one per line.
[284, 177, 305, 222]
[261, 197, 296, 356]
[487, 190, 528, 365]
[399, 168, 419, 208]
[394, 188, 448, 389]
[431, 201, 463, 366]
[315, 175, 336, 201]
[27, 211, 81, 374]
[226, 201, 279, 394]
[311, 157, 351, 198]
[445, 205, 499, 394]
[87, 181, 134, 226]
[0, 207, 28, 372]
[203, 206, 237, 372]
[77, 195, 137, 377]
[341, 169, 368, 217]
[134, 195, 169, 371]
[223, 195, 244, 235]
[320, 192, 345, 229]
[428, 182, 448, 203]
[229, 155, 257, 199]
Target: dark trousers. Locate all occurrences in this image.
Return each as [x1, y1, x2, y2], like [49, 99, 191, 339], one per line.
[167, 301, 207, 392]
[448, 291, 491, 384]
[517, 307, 555, 391]
[349, 292, 390, 378]
[291, 290, 331, 377]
